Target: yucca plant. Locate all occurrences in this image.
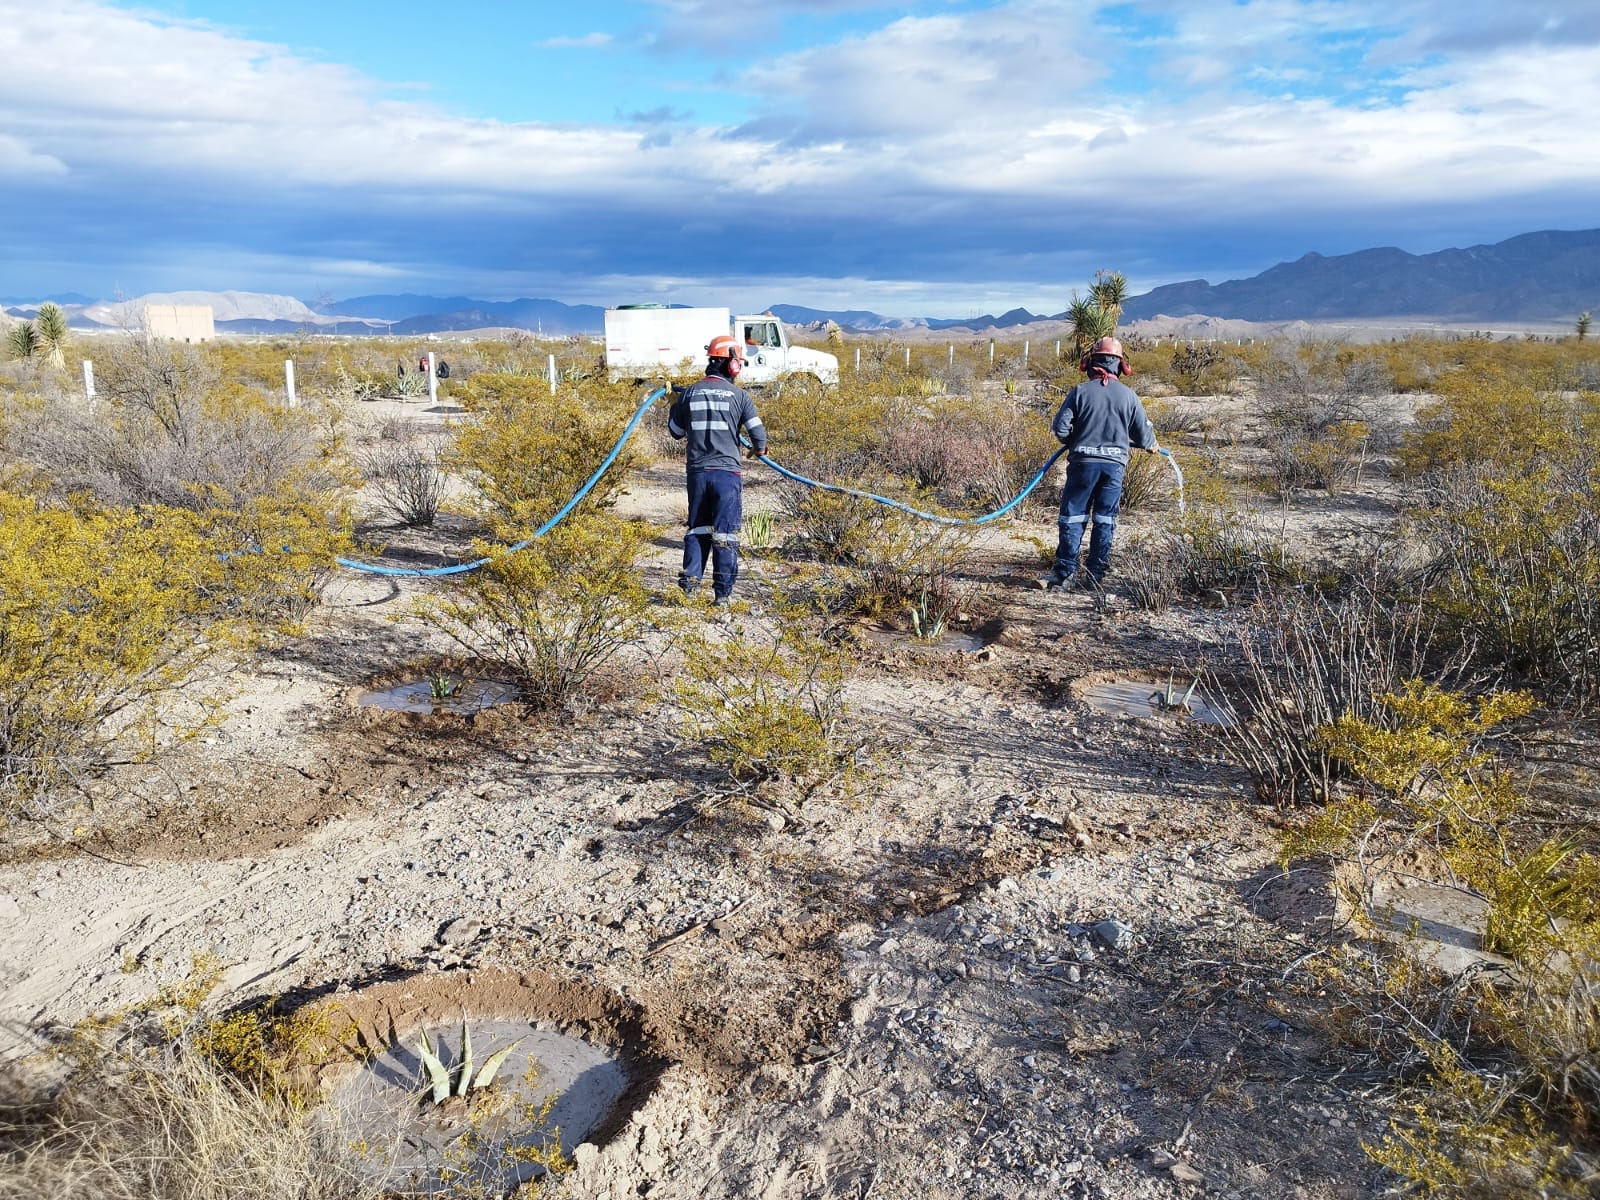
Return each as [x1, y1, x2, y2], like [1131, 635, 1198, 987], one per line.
[1067, 295, 1115, 360]
[34, 302, 68, 369]
[5, 321, 39, 361]
[415, 1021, 522, 1105]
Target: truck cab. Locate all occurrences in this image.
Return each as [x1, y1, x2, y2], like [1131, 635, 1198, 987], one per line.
[604, 305, 838, 386]
[734, 314, 839, 386]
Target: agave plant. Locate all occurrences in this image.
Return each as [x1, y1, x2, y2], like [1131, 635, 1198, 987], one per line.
[427, 671, 462, 702]
[415, 1021, 523, 1105]
[907, 586, 950, 642]
[1149, 674, 1200, 712]
[742, 510, 778, 552]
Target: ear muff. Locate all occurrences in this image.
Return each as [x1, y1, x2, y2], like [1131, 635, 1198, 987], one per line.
[1077, 355, 1090, 373]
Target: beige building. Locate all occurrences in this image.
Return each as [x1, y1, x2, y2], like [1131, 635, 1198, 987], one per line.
[143, 304, 216, 342]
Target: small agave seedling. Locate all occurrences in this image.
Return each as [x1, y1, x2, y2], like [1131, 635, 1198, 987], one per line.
[907, 587, 948, 642]
[1149, 674, 1200, 713]
[415, 1021, 523, 1105]
[427, 671, 463, 703]
[742, 510, 778, 551]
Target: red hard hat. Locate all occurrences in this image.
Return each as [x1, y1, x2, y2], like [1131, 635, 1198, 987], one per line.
[706, 334, 744, 361]
[1090, 336, 1125, 359]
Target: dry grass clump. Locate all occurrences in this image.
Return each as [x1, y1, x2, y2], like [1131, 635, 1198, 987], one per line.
[0, 1049, 380, 1200]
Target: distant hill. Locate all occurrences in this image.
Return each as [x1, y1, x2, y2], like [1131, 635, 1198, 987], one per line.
[1122, 229, 1600, 322]
[27, 229, 1599, 339]
[329, 294, 604, 334]
[1, 292, 95, 308]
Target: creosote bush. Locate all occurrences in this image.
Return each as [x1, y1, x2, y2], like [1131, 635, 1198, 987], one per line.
[444, 373, 646, 536]
[1278, 683, 1600, 1196]
[0, 493, 340, 819]
[675, 608, 856, 792]
[412, 516, 666, 711]
[360, 439, 446, 527]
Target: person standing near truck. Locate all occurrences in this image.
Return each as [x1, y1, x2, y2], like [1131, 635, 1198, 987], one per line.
[1041, 336, 1160, 591]
[668, 335, 767, 605]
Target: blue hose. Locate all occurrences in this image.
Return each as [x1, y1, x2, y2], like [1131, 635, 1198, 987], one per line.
[334, 383, 1176, 575]
[752, 445, 1067, 526]
[336, 386, 667, 577]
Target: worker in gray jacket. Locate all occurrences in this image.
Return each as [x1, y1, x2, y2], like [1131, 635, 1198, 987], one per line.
[1041, 336, 1160, 590]
[668, 335, 768, 604]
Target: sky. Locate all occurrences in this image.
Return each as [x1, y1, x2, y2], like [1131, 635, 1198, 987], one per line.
[1, 0, 1598, 317]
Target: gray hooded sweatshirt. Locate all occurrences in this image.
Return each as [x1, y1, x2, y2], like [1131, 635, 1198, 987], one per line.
[1050, 375, 1156, 464]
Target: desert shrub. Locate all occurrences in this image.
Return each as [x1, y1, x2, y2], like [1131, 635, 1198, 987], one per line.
[759, 373, 889, 477]
[1252, 342, 1398, 495]
[360, 440, 445, 527]
[1214, 571, 1438, 807]
[675, 615, 856, 791]
[877, 395, 1060, 514]
[1397, 365, 1600, 477]
[1159, 503, 1289, 597]
[1277, 684, 1600, 1196]
[777, 486, 973, 616]
[1408, 454, 1600, 707]
[1167, 341, 1233, 395]
[443, 374, 645, 537]
[5, 342, 357, 579]
[412, 515, 663, 711]
[0, 492, 339, 818]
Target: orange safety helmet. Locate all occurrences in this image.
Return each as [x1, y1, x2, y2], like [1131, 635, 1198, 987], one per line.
[706, 334, 745, 361]
[1079, 334, 1131, 377]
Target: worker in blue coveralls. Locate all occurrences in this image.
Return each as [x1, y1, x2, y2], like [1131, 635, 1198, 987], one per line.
[667, 335, 768, 605]
[1041, 335, 1160, 591]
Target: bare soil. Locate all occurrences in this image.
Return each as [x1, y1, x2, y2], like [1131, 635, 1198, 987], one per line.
[0, 389, 1400, 1199]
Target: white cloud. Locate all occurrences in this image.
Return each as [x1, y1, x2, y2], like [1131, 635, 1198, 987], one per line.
[535, 32, 614, 49]
[0, 133, 67, 178]
[2, 0, 1598, 301]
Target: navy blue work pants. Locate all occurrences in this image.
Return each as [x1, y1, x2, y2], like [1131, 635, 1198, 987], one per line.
[681, 469, 743, 599]
[1053, 457, 1124, 585]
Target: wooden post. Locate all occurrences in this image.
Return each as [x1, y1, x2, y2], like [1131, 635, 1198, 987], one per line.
[1023, 340, 1029, 366]
[284, 359, 297, 407]
[904, 347, 910, 367]
[855, 347, 861, 371]
[948, 344, 953, 367]
[82, 359, 95, 400]
[427, 352, 438, 404]
[988, 339, 995, 363]
[547, 354, 557, 394]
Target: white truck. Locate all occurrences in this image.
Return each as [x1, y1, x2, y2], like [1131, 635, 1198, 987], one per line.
[604, 305, 839, 386]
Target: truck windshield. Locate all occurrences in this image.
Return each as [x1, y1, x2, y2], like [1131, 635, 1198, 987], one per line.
[743, 323, 780, 348]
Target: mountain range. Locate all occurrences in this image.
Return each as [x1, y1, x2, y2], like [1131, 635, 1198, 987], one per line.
[6, 228, 1596, 336]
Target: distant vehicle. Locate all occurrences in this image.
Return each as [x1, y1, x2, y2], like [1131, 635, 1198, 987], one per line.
[603, 305, 839, 386]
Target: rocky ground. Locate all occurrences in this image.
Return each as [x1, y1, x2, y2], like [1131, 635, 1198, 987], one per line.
[0, 393, 1401, 1199]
